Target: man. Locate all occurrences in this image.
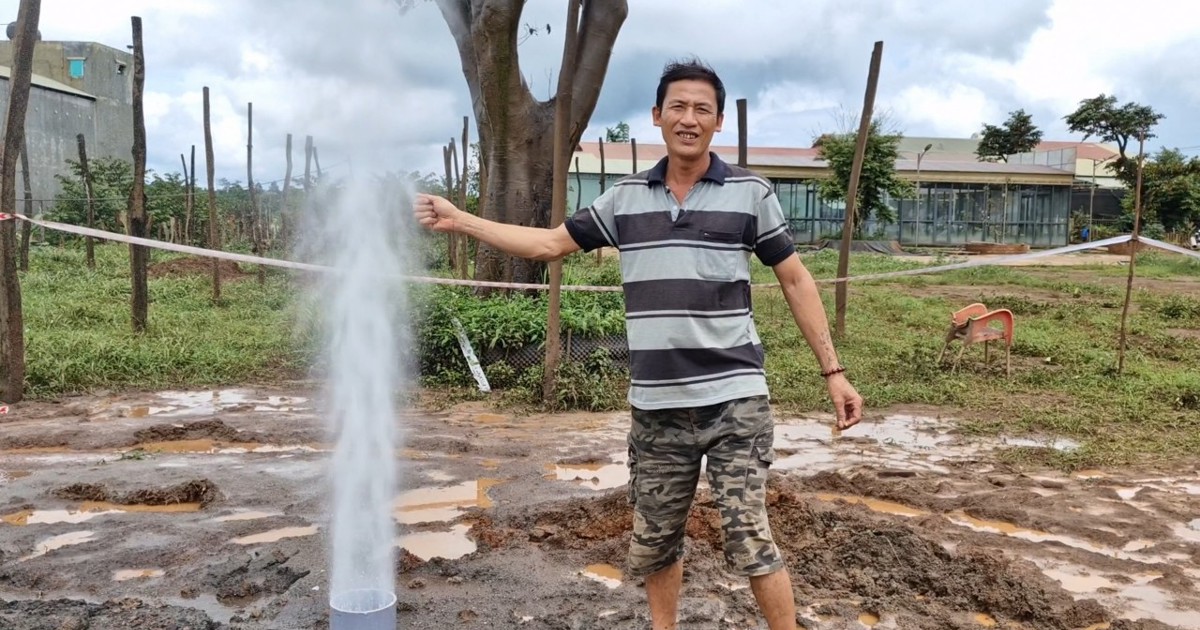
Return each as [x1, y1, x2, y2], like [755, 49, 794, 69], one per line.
[414, 58, 863, 630]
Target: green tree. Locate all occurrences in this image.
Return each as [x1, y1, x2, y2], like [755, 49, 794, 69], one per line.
[1065, 94, 1164, 185]
[51, 157, 133, 234]
[605, 121, 630, 143]
[975, 109, 1043, 162]
[814, 121, 913, 237]
[1121, 148, 1200, 233]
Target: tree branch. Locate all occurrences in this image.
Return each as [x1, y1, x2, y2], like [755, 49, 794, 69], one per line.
[569, 0, 627, 136]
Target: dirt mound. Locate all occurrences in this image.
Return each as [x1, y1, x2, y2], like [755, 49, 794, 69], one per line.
[52, 479, 221, 507]
[0, 597, 217, 629]
[489, 482, 1122, 630]
[132, 419, 242, 443]
[201, 548, 310, 605]
[149, 256, 245, 279]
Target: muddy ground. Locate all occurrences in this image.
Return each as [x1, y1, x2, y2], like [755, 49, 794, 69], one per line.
[1, 387, 1198, 629]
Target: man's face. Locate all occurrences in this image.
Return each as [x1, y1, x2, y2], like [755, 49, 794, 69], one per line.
[653, 79, 723, 162]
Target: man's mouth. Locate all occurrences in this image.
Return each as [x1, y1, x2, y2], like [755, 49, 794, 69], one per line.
[677, 132, 699, 142]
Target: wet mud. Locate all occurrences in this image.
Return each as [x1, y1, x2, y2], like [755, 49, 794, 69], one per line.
[0, 388, 1197, 629]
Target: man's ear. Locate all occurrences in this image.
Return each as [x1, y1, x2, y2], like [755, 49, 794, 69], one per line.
[652, 106, 662, 127]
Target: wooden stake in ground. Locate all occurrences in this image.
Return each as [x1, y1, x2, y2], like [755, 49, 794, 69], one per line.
[442, 141, 457, 274]
[76, 134, 96, 268]
[542, 0, 581, 402]
[631, 138, 637, 173]
[737, 98, 748, 168]
[128, 16, 150, 333]
[203, 87, 221, 303]
[0, 0, 41, 404]
[246, 102, 265, 285]
[313, 145, 322, 180]
[459, 116, 470, 279]
[18, 140, 32, 271]
[280, 133, 292, 249]
[595, 136, 606, 264]
[303, 135, 313, 199]
[1117, 133, 1147, 375]
[834, 41, 883, 339]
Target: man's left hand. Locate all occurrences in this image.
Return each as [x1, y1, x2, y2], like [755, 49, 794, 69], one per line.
[826, 373, 863, 430]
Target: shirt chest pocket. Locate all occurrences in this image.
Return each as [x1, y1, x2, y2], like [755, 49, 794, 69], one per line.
[697, 230, 743, 281]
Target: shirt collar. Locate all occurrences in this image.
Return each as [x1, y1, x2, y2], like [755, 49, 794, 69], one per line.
[645, 152, 729, 187]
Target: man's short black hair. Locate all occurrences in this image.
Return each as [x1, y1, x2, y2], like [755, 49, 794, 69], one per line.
[655, 58, 726, 116]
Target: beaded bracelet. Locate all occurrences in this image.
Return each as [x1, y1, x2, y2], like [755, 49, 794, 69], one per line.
[820, 366, 847, 378]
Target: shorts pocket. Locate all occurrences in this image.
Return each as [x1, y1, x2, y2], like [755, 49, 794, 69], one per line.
[626, 437, 639, 505]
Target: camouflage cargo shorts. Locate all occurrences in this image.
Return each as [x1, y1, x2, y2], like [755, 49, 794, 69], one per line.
[625, 395, 782, 578]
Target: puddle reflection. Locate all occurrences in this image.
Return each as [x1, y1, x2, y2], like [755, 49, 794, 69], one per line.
[545, 460, 628, 490]
[121, 390, 309, 419]
[393, 480, 498, 524]
[21, 530, 96, 561]
[230, 525, 318, 545]
[581, 563, 622, 589]
[3, 502, 201, 526]
[397, 523, 475, 560]
[113, 569, 164, 581]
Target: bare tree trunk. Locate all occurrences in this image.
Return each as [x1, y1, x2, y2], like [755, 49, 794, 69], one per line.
[303, 135, 313, 202]
[436, 0, 628, 286]
[313, 145, 322, 180]
[18, 140, 32, 271]
[542, 0, 581, 401]
[188, 145, 196, 244]
[128, 16, 149, 333]
[280, 133, 292, 249]
[179, 153, 189, 243]
[0, 0, 40, 404]
[1117, 134, 1147, 376]
[247, 102, 264, 285]
[204, 87, 221, 303]
[76, 134, 96, 269]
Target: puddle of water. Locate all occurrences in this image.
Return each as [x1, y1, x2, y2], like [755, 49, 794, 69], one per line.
[814, 493, 927, 518]
[0, 470, 31, 482]
[230, 525, 318, 545]
[213, 511, 281, 523]
[126, 390, 310, 419]
[393, 480, 498, 525]
[396, 523, 475, 560]
[129, 440, 318, 455]
[20, 530, 97, 561]
[1170, 521, 1200, 544]
[1043, 567, 1116, 593]
[113, 569, 164, 581]
[949, 511, 1187, 564]
[546, 460, 628, 490]
[999, 436, 1080, 451]
[973, 613, 997, 627]
[858, 612, 880, 626]
[3, 501, 200, 526]
[582, 563, 622, 589]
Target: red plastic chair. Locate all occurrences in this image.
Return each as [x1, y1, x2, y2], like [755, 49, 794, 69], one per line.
[937, 303, 1015, 376]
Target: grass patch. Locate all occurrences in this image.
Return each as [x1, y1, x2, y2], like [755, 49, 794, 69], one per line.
[16, 243, 1200, 469]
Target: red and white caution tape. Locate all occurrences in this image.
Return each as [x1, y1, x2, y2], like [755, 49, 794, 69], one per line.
[2, 212, 1193, 291]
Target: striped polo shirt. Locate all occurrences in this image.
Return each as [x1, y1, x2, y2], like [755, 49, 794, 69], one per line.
[563, 152, 795, 410]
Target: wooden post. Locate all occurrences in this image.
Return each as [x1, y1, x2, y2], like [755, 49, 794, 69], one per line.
[459, 116, 470, 279]
[1, 0, 40, 404]
[280, 133, 292, 249]
[1117, 133, 1146, 375]
[834, 41, 883, 339]
[737, 98, 748, 168]
[77, 135, 96, 268]
[18, 140, 32, 271]
[188, 145, 196, 244]
[246, 102, 264, 284]
[203, 87, 221, 303]
[442, 143, 457, 274]
[596, 137, 606, 264]
[179, 153, 189, 243]
[574, 157, 582, 217]
[542, 0, 581, 402]
[128, 16, 149, 333]
[313, 145, 322, 180]
[631, 137, 637, 173]
[303, 135, 313, 199]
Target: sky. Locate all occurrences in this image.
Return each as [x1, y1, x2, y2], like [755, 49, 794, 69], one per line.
[7, 0, 1200, 185]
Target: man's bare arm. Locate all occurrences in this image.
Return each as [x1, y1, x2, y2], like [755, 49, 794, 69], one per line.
[414, 193, 581, 262]
[771, 253, 840, 371]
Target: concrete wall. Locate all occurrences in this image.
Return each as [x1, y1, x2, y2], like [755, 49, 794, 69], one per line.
[0, 40, 133, 207]
[0, 80, 96, 207]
